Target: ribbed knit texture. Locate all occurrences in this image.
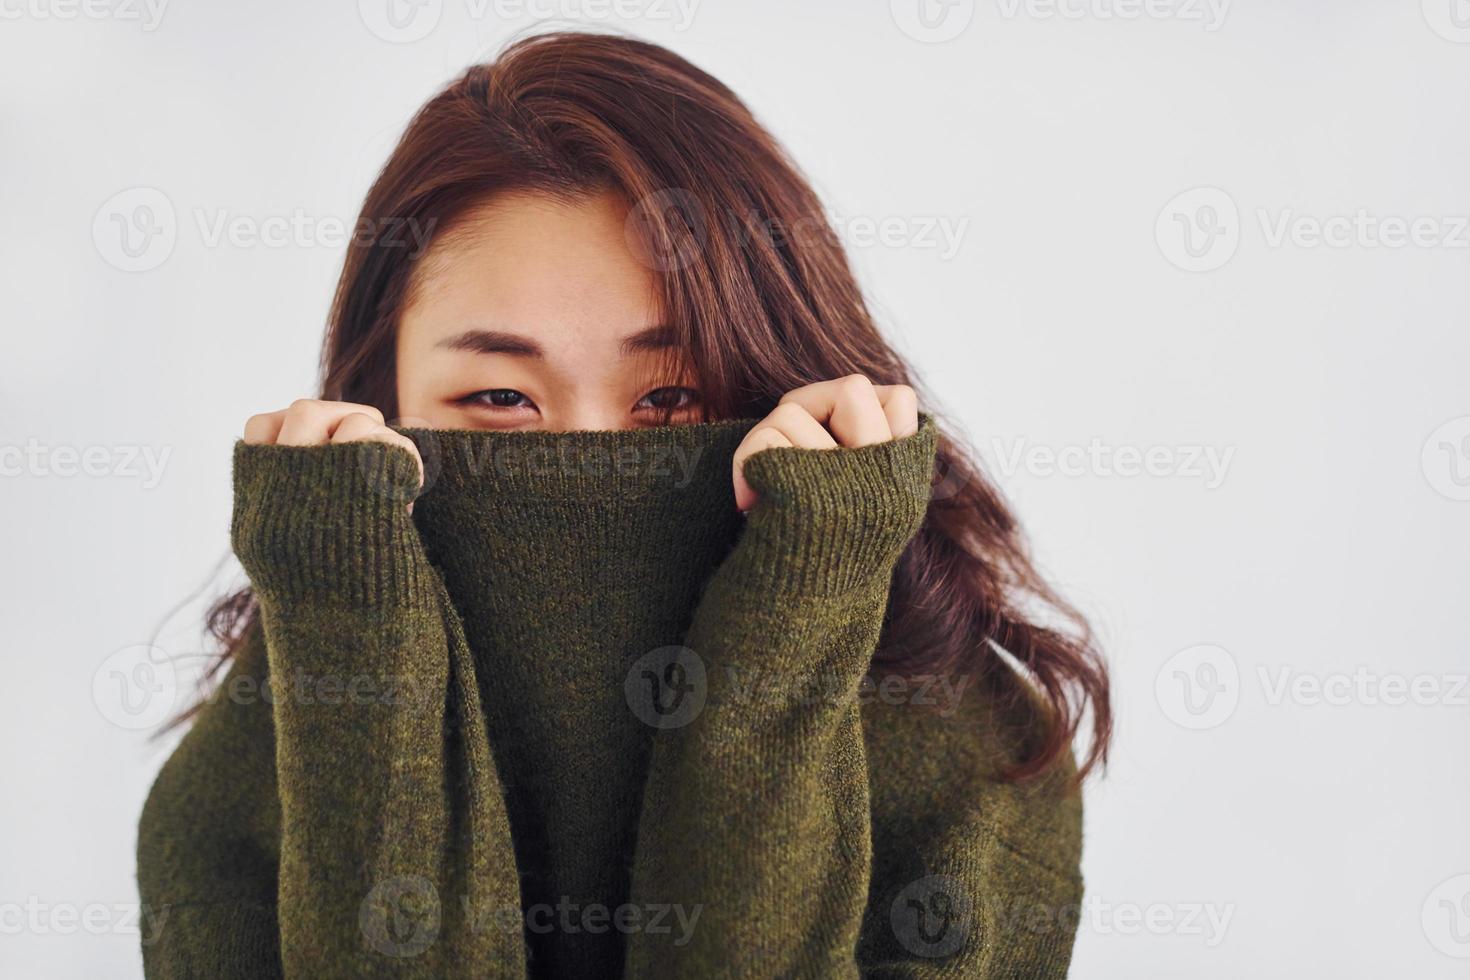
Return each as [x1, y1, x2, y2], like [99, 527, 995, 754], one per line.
[137, 414, 1085, 979]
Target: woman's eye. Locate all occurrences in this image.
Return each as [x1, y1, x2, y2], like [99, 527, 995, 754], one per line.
[636, 387, 701, 412]
[461, 389, 536, 410]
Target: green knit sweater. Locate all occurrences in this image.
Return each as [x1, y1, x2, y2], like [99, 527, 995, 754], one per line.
[136, 415, 1084, 978]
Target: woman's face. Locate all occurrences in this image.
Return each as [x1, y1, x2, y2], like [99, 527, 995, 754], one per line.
[396, 188, 702, 430]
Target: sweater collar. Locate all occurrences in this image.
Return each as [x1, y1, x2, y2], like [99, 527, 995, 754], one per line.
[389, 421, 761, 971]
[399, 419, 759, 626]
[401, 418, 757, 501]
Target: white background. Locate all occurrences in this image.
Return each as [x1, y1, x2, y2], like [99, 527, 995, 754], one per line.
[2, 1, 1468, 976]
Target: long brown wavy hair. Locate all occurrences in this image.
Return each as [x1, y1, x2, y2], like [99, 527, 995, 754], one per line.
[196, 30, 1110, 782]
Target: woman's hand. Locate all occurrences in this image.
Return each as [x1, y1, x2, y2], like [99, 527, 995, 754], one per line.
[243, 398, 424, 493]
[732, 375, 918, 512]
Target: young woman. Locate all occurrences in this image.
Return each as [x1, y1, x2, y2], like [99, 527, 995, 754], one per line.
[137, 31, 1110, 979]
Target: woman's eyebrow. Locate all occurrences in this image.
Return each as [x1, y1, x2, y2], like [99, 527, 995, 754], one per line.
[437, 325, 675, 358]
[619, 325, 677, 357]
[437, 329, 542, 357]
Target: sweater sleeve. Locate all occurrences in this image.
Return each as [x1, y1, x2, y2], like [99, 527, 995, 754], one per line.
[215, 439, 525, 978]
[622, 417, 939, 978]
[858, 679, 1086, 977]
[137, 621, 285, 979]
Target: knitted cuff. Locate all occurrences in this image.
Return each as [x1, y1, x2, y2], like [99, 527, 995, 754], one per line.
[230, 439, 432, 607]
[728, 413, 939, 595]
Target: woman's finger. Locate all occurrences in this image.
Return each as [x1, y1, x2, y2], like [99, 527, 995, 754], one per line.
[328, 411, 389, 445]
[731, 423, 794, 512]
[752, 402, 838, 450]
[275, 399, 385, 446]
[731, 402, 839, 511]
[875, 383, 919, 439]
[333, 419, 424, 483]
[242, 410, 286, 445]
[778, 375, 891, 447]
